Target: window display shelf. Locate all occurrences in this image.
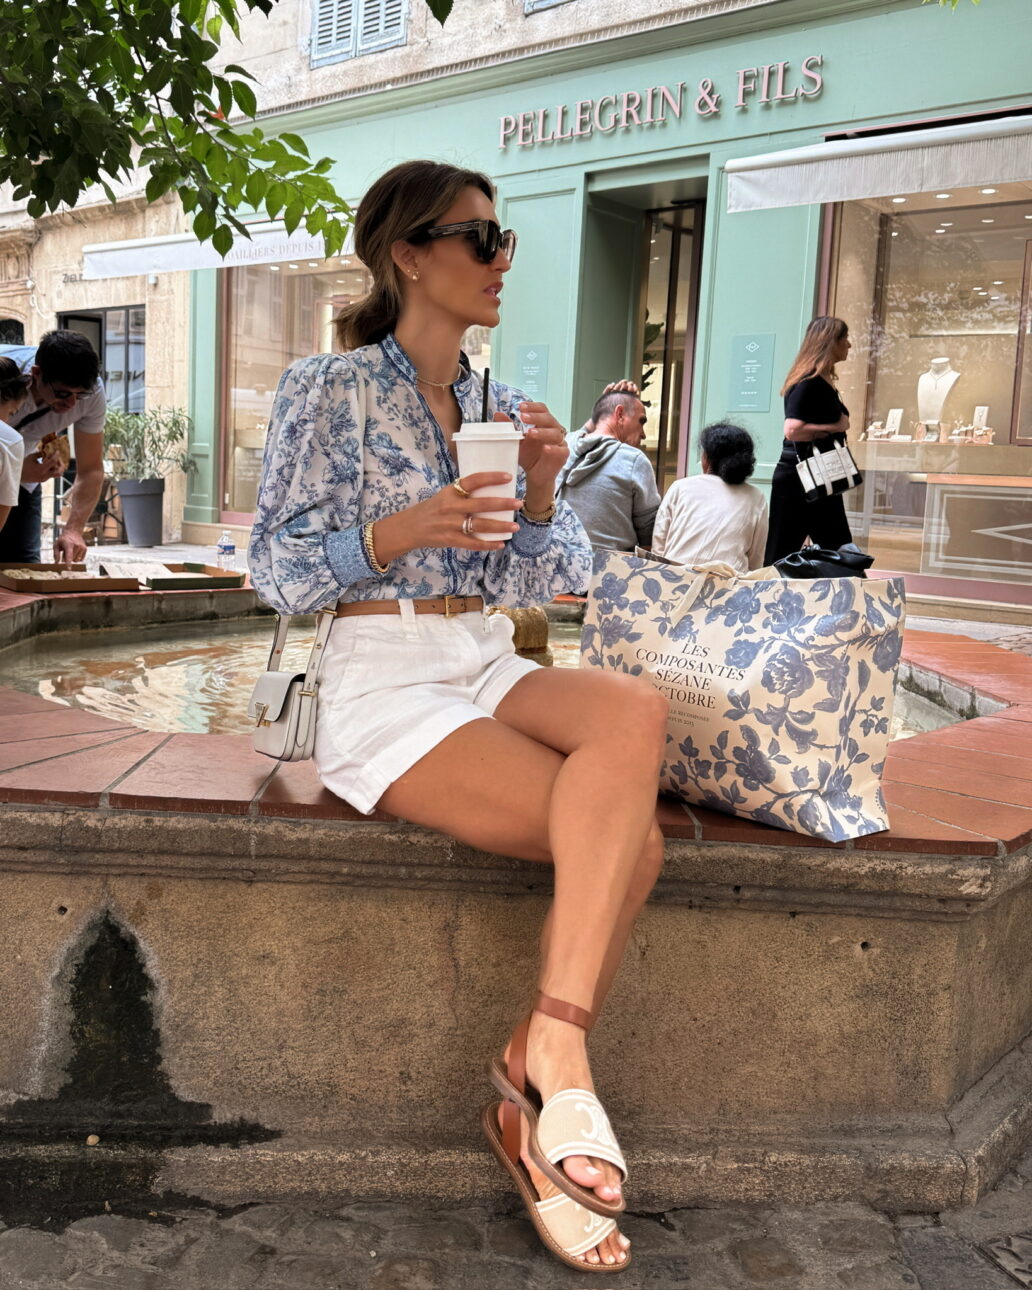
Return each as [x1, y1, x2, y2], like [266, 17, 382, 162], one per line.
[907, 331, 1018, 338]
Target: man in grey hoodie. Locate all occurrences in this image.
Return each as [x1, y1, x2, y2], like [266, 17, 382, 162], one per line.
[556, 390, 661, 551]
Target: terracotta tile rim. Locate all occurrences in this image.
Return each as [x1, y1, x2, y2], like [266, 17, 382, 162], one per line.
[0, 609, 1028, 857]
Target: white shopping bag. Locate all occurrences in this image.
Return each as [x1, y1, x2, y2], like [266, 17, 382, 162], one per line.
[580, 551, 906, 842]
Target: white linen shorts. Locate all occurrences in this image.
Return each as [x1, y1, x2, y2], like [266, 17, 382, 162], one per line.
[313, 605, 541, 815]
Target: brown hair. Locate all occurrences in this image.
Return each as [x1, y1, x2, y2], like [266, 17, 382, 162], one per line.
[780, 316, 849, 396]
[334, 160, 495, 352]
[0, 356, 25, 409]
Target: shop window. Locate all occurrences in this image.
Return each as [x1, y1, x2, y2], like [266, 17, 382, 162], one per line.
[222, 259, 492, 517]
[311, 0, 406, 66]
[57, 307, 145, 413]
[525, 0, 575, 11]
[222, 257, 371, 515]
[830, 185, 1032, 591]
[0, 319, 24, 344]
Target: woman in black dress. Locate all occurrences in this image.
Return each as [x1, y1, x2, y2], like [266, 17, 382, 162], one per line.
[764, 316, 854, 563]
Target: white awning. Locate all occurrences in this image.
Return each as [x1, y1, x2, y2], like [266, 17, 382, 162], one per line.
[82, 220, 354, 278]
[726, 115, 1032, 213]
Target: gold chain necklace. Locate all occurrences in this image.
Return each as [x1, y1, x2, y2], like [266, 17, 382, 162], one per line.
[415, 365, 462, 390]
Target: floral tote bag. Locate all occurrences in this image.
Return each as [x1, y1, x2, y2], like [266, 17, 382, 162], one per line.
[580, 551, 906, 843]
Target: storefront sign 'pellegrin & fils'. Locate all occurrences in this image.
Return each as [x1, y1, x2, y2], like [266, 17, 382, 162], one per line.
[498, 56, 825, 150]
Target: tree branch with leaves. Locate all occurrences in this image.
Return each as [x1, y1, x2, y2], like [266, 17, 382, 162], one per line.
[0, 0, 455, 256]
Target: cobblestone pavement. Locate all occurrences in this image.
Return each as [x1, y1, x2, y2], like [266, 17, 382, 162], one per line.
[2, 1148, 1032, 1290]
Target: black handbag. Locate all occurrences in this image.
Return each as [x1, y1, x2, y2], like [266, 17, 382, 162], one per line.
[774, 543, 874, 580]
[794, 437, 863, 502]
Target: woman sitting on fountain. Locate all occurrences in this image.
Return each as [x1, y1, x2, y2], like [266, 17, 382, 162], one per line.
[248, 159, 667, 1274]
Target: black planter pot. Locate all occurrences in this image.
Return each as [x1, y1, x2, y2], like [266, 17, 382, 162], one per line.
[115, 478, 165, 547]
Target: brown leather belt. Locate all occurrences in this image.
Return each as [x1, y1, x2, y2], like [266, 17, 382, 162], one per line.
[335, 595, 485, 618]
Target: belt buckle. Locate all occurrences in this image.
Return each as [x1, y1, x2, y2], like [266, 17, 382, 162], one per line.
[443, 595, 462, 618]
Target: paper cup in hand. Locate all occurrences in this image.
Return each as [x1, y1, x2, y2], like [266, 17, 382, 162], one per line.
[452, 422, 522, 540]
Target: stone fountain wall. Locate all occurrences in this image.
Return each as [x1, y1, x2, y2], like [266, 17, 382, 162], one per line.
[1, 802, 1030, 1215]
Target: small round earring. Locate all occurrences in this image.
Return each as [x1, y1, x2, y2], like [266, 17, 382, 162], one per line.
[411, 271, 420, 281]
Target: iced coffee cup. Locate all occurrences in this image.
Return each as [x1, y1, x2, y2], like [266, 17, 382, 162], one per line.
[452, 421, 523, 540]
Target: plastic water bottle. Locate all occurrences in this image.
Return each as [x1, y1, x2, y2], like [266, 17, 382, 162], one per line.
[215, 529, 236, 571]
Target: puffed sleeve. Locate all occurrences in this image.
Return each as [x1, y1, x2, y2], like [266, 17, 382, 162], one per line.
[477, 379, 593, 607]
[248, 354, 385, 614]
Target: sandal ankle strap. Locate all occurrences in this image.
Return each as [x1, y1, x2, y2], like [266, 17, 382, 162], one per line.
[534, 992, 592, 1030]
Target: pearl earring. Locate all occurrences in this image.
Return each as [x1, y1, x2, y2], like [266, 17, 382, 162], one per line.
[411, 271, 419, 281]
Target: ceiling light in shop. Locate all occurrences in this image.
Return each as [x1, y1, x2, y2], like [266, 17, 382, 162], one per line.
[892, 197, 907, 204]
[891, 231, 899, 237]
[289, 263, 299, 269]
[991, 295, 1002, 300]
[993, 280, 1004, 285]
[336, 279, 346, 283]
[308, 262, 320, 267]
[935, 193, 951, 199]
[940, 222, 953, 227]
[981, 188, 998, 194]
[934, 229, 946, 234]
[269, 265, 281, 271]
[981, 218, 995, 224]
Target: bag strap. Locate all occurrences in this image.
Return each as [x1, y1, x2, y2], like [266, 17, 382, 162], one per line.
[266, 603, 338, 689]
[668, 561, 741, 626]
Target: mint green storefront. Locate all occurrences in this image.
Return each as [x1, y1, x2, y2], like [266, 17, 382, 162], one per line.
[187, 0, 1032, 610]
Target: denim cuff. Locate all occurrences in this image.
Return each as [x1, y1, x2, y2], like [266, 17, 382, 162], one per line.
[324, 525, 382, 589]
[510, 509, 553, 557]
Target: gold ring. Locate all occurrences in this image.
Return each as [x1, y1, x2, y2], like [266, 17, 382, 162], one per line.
[452, 480, 472, 499]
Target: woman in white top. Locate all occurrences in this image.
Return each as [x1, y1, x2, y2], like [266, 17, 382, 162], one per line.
[0, 357, 26, 533]
[652, 422, 768, 572]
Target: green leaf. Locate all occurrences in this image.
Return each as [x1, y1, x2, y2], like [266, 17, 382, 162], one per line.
[212, 223, 235, 256]
[193, 208, 216, 242]
[244, 170, 267, 207]
[231, 78, 258, 119]
[424, 0, 453, 21]
[283, 197, 305, 235]
[279, 131, 309, 157]
[145, 172, 169, 203]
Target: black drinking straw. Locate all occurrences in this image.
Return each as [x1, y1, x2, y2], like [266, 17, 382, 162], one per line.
[481, 367, 490, 421]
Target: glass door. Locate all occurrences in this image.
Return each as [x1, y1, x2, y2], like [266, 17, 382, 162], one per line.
[636, 203, 704, 493]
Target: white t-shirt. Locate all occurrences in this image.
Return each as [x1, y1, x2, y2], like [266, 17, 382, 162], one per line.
[652, 472, 769, 573]
[0, 419, 25, 507]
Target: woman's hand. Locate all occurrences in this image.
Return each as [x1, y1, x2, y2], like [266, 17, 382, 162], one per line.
[507, 403, 568, 510]
[371, 473, 522, 563]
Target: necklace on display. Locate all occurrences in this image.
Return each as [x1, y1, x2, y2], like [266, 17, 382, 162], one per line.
[928, 368, 955, 386]
[416, 366, 462, 390]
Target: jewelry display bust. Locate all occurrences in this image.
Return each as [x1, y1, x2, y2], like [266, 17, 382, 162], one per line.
[917, 357, 960, 425]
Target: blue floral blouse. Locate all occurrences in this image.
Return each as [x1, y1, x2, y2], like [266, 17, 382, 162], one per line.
[248, 333, 593, 616]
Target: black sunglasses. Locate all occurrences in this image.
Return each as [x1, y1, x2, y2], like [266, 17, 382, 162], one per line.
[49, 387, 93, 403]
[416, 219, 518, 265]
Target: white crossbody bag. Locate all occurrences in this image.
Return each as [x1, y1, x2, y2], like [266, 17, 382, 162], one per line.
[247, 604, 337, 762]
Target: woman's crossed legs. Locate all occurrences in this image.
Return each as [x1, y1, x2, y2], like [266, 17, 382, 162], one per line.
[378, 665, 668, 1267]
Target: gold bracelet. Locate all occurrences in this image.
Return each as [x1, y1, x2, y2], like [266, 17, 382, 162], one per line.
[522, 500, 557, 525]
[362, 520, 390, 575]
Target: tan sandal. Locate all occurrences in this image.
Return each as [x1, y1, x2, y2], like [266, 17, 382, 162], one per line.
[487, 992, 628, 1220]
[481, 1102, 629, 1273]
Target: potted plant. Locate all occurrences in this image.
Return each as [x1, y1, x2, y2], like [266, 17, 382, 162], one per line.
[103, 407, 192, 547]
